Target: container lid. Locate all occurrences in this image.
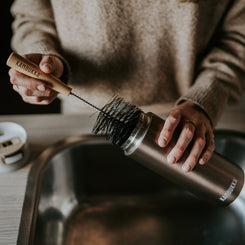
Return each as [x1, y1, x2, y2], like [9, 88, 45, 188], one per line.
[0, 122, 29, 172]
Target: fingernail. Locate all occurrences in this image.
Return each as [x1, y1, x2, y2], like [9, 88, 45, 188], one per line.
[182, 164, 192, 173]
[159, 137, 167, 147]
[199, 157, 207, 165]
[167, 154, 176, 164]
[37, 85, 45, 91]
[42, 63, 53, 71]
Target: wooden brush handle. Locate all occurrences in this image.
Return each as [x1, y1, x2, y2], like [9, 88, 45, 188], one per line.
[6, 52, 72, 96]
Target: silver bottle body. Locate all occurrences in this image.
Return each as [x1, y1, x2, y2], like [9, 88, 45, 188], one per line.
[121, 112, 244, 206]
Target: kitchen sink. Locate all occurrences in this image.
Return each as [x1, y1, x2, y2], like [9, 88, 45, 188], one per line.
[17, 131, 245, 245]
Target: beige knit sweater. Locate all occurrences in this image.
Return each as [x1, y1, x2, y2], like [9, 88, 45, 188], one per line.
[11, 0, 245, 125]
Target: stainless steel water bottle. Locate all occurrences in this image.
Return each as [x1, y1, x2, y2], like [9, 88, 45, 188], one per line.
[121, 112, 244, 206]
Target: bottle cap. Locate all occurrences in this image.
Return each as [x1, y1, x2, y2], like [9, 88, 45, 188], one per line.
[0, 122, 30, 173]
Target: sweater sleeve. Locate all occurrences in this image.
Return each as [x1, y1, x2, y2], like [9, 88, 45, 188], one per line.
[10, 0, 70, 82]
[177, 0, 245, 127]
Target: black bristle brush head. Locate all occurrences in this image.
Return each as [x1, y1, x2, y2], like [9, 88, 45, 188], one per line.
[92, 96, 142, 146]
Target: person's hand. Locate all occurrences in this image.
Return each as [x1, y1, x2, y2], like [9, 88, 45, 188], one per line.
[158, 101, 215, 173]
[9, 54, 64, 104]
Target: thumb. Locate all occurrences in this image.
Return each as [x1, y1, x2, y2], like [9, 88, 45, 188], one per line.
[39, 55, 64, 78]
[39, 56, 55, 74]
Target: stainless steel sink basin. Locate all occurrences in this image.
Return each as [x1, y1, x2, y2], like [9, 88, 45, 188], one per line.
[17, 131, 245, 245]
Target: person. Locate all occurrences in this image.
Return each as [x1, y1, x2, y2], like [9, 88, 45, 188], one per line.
[8, 0, 245, 172]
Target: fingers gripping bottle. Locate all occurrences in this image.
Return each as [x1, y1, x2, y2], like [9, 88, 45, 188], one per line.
[92, 98, 244, 206]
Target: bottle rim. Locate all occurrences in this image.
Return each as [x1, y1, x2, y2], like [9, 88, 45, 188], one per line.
[121, 112, 152, 155]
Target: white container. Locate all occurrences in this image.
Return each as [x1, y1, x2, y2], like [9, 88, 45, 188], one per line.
[0, 122, 30, 173]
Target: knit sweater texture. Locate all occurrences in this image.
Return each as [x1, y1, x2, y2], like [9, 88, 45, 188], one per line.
[11, 0, 245, 125]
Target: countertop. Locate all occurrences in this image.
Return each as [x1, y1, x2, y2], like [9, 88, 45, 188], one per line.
[0, 101, 244, 245]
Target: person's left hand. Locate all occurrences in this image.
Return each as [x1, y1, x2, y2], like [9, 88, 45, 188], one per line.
[158, 100, 215, 173]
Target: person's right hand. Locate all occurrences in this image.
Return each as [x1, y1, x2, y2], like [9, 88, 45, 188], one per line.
[9, 53, 64, 105]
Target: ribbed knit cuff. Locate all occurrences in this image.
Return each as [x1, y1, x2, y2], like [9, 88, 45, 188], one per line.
[176, 70, 229, 127]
